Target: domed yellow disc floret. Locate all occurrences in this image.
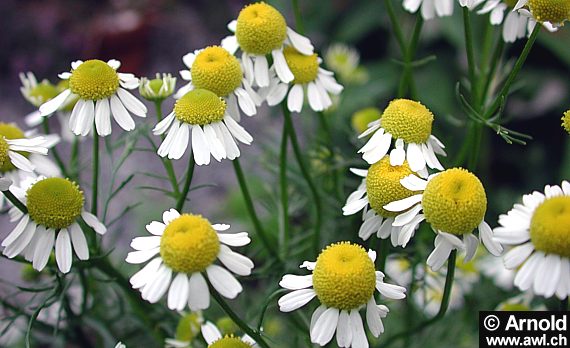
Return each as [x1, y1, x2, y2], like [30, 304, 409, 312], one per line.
[209, 335, 252, 348]
[562, 110, 570, 135]
[367, 156, 419, 217]
[352, 107, 382, 134]
[235, 2, 287, 55]
[69, 60, 119, 100]
[528, 0, 570, 24]
[159, 214, 220, 273]
[283, 46, 319, 84]
[0, 123, 26, 173]
[26, 178, 85, 229]
[422, 168, 487, 235]
[381, 99, 434, 144]
[29, 81, 59, 106]
[192, 46, 243, 97]
[530, 196, 570, 258]
[312, 242, 376, 310]
[174, 89, 227, 126]
[175, 312, 202, 342]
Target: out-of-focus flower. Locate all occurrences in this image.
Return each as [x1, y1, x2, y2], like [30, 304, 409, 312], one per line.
[324, 43, 369, 85]
[479, 253, 515, 290]
[562, 110, 570, 134]
[403, 0, 456, 20]
[493, 181, 570, 299]
[278, 242, 406, 347]
[165, 311, 204, 348]
[221, 2, 314, 88]
[39, 59, 147, 137]
[351, 107, 382, 135]
[140, 73, 176, 102]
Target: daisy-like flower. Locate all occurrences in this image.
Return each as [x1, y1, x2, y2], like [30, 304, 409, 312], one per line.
[39, 59, 147, 137]
[126, 209, 254, 311]
[19, 72, 60, 127]
[403, 0, 455, 20]
[342, 157, 426, 247]
[1, 177, 106, 273]
[514, 0, 570, 27]
[493, 181, 570, 299]
[200, 321, 257, 348]
[153, 89, 252, 164]
[358, 99, 446, 172]
[139, 73, 177, 102]
[278, 242, 406, 347]
[165, 311, 204, 348]
[384, 168, 503, 271]
[175, 46, 262, 119]
[265, 47, 343, 113]
[562, 109, 570, 135]
[221, 2, 314, 88]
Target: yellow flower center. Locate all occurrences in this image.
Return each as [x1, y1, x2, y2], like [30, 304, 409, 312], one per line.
[209, 335, 252, 348]
[0, 123, 27, 173]
[366, 156, 419, 217]
[28, 81, 59, 106]
[26, 178, 85, 229]
[235, 2, 287, 55]
[312, 242, 376, 310]
[174, 89, 227, 126]
[175, 312, 202, 342]
[69, 60, 119, 100]
[283, 46, 319, 84]
[352, 107, 382, 134]
[562, 110, 570, 135]
[191, 46, 243, 97]
[529, 196, 570, 258]
[422, 168, 487, 235]
[159, 214, 220, 273]
[381, 99, 434, 144]
[528, 0, 570, 23]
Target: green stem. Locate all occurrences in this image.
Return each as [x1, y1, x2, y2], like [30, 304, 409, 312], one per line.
[483, 25, 540, 119]
[480, 38, 505, 106]
[283, 108, 322, 256]
[381, 250, 457, 348]
[175, 154, 195, 212]
[232, 159, 280, 258]
[398, 14, 423, 99]
[91, 130, 99, 215]
[1, 190, 28, 213]
[152, 101, 180, 197]
[210, 288, 271, 348]
[318, 112, 342, 199]
[377, 239, 390, 272]
[41, 118, 70, 178]
[70, 137, 80, 182]
[463, 7, 478, 107]
[279, 121, 290, 258]
[291, 0, 305, 35]
[384, 0, 407, 54]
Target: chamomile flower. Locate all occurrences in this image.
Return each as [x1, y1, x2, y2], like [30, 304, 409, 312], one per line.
[165, 311, 204, 348]
[278, 242, 406, 347]
[200, 321, 257, 347]
[139, 73, 177, 102]
[1, 177, 106, 273]
[153, 89, 253, 164]
[19, 72, 60, 127]
[265, 48, 343, 113]
[514, 0, 570, 27]
[562, 110, 570, 135]
[477, 0, 557, 42]
[126, 209, 254, 311]
[384, 168, 503, 271]
[342, 157, 426, 247]
[176, 46, 262, 119]
[358, 99, 446, 172]
[39, 59, 147, 137]
[221, 2, 314, 88]
[493, 181, 570, 299]
[403, 0, 455, 20]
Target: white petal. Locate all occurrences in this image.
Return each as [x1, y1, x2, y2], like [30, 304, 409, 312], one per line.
[336, 310, 352, 347]
[169, 122, 190, 160]
[206, 264, 242, 299]
[223, 115, 253, 144]
[279, 274, 313, 290]
[287, 84, 304, 113]
[217, 232, 250, 246]
[254, 55, 269, 87]
[310, 307, 339, 345]
[272, 49, 294, 83]
[287, 27, 314, 55]
[406, 143, 426, 172]
[463, 233, 479, 262]
[94, 98, 112, 136]
[187, 272, 210, 310]
[126, 248, 160, 264]
[167, 273, 190, 311]
[117, 88, 147, 117]
[201, 321, 222, 344]
[278, 288, 317, 312]
[33, 228, 55, 271]
[130, 258, 162, 289]
[110, 94, 135, 131]
[383, 194, 423, 212]
[191, 125, 211, 165]
[349, 310, 368, 348]
[217, 245, 254, 276]
[55, 229, 73, 273]
[479, 221, 502, 256]
[69, 223, 89, 260]
[39, 89, 71, 116]
[82, 211, 106, 234]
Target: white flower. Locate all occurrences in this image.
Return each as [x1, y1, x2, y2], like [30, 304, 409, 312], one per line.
[221, 2, 314, 88]
[154, 89, 252, 165]
[384, 168, 503, 271]
[358, 99, 446, 172]
[176, 46, 262, 120]
[278, 242, 406, 347]
[139, 73, 177, 101]
[2, 177, 106, 273]
[39, 59, 147, 137]
[403, 0, 455, 20]
[0, 123, 55, 175]
[200, 321, 257, 347]
[265, 50, 343, 113]
[126, 209, 254, 311]
[493, 181, 570, 299]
